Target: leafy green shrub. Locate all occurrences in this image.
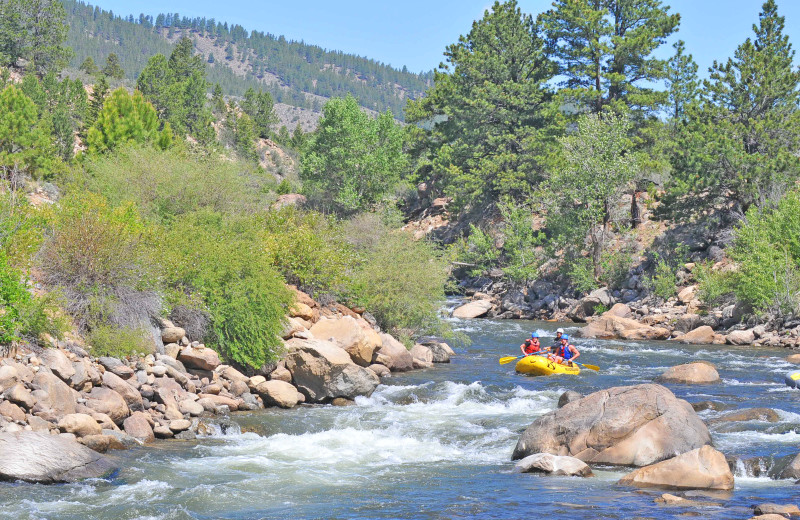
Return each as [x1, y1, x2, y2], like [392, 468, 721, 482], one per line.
[75, 145, 274, 223]
[599, 246, 635, 290]
[695, 261, 735, 305]
[87, 323, 154, 359]
[568, 257, 598, 293]
[0, 85, 59, 179]
[164, 211, 292, 368]
[649, 253, 677, 300]
[38, 192, 161, 335]
[497, 202, 546, 282]
[455, 224, 500, 278]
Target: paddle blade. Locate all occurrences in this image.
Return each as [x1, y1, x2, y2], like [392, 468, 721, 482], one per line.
[581, 363, 600, 371]
[499, 356, 520, 365]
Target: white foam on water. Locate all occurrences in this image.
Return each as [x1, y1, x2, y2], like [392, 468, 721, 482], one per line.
[106, 479, 173, 504]
[714, 429, 800, 451]
[721, 378, 783, 387]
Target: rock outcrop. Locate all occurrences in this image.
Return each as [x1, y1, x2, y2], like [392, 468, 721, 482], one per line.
[512, 384, 711, 466]
[579, 315, 669, 341]
[618, 445, 734, 490]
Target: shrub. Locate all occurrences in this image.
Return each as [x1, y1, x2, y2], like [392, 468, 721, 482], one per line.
[568, 257, 598, 293]
[648, 252, 677, 300]
[455, 224, 501, 278]
[87, 323, 154, 359]
[37, 192, 161, 335]
[164, 211, 292, 368]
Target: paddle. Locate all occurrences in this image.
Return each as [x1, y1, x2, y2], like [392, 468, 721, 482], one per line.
[571, 360, 600, 372]
[498, 351, 549, 365]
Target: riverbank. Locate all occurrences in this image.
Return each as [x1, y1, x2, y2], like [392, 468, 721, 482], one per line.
[0, 287, 455, 482]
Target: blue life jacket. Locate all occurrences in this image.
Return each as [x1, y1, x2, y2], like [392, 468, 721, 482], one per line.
[558, 344, 573, 360]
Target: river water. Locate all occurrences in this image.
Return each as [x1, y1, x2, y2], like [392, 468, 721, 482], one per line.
[2, 311, 800, 519]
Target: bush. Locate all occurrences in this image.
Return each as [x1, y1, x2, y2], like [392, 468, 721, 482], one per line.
[649, 253, 677, 300]
[75, 145, 275, 223]
[87, 323, 154, 359]
[164, 211, 292, 368]
[86, 89, 172, 154]
[455, 224, 501, 278]
[568, 257, 598, 293]
[37, 192, 161, 335]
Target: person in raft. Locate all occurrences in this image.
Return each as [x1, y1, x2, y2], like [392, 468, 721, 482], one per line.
[550, 328, 564, 351]
[549, 334, 580, 366]
[520, 333, 542, 356]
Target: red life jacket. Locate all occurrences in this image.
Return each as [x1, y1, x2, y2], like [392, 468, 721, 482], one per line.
[557, 344, 574, 360]
[523, 340, 540, 354]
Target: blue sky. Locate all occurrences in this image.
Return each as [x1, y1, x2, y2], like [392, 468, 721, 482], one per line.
[90, 0, 800, 75]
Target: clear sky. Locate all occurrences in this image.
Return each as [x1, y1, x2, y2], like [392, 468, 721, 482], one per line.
[87, 0, 800, 75]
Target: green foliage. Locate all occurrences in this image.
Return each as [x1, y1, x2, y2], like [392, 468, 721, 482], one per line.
[539, 0, 679, 116]
[101, 53, 125, 79]
[301, 95, 407, 214]
[0, 85, 58, 179]
[86, 88, 171, 154]
[0, 0, 72, 75]
[241, 87, 278, 139]
[672, 0, 800, 211]
[649, 252, 677, 300]
[568, 257, 599, 293]
[223, 108, 258, 162]
[695, 261, 734, 306]
[76, 145, 274, 223]
[79, 56, 99, 75]
[406, 1, 555, 210]
[666, 40, 699, 121]
[87, 75, 109, 128]
[456, 225, 501, 278]
[164, 211, 292, 368]
[497, 202, 546, 282]
[86, 323, 153, 358]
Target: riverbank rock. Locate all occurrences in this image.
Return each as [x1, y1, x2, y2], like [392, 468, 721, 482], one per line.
[727, 329, 755, 345]
[654, 493, 722, 507]
[31, 371, 76, 416]
[309, 316, 379, 367]
[618, 446, 733, 490]
[409, 343, 433, 369]
[767, 453, 800, 480]
[579, 315, 669, 341]
[675, 326, 716, 345]
[58, 414, 102, 438]
[161, 326, 186, 344]
[514, 453, 593, 477]
[84, 387, 130, 425]
[753, 503, 800, 516]
[284, 338, 379, 402]
[178, 345, 221, 371]
[452, 300, 492, 319]
[39, 349, 75, 382]
[557, 390, 582, 408]
[419, 338, 455, 363]
[656, 362, 720, 384]
[123, 412, 155, 443]
[786, 354, 800, 364]
[0, 431, 118, 483]
[255, 380, 299, 408]
[375, 333, 413, 372]
[512, 384, 711, 466]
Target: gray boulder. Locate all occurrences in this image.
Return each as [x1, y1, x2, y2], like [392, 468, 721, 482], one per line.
[514, 453, 593, 477]
[512, 384, 711, 466]
[0, 431, 118, 483]
[375, 334, 413, 372]
[39, 349, 75, 382]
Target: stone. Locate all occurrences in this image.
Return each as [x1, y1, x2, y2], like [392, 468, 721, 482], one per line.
[618, 446, 734, 490]
[218, 365, 249, 383]
[281, 317, 307, 340]
[0, 431, 118, 483]
[604, 303, 632, 318]
[4, 383, 35, 409]
[579, 315, 670, 341]
[153, 425, 174, 438]
[512, 384, 711, 467]
[656, 362, 720, 385]
[409, 344, 433, 365]
[256, 380, 300, 408]
[122, 412, 155, 443]
[675, 326, 716, 345]
[376, 333, 413, 372]
[677, 286, 697, 304]
[588, 287, 613, 307]
[84, 387, 129, 425]
[31, 372, 76, 416]
[78, 434, 125, 453]
[26, 416, 51, 432]
[786, 353, 800, 364]
[557, 391, 582, 408]
[284, 338, 380, 402]
[289, 301, 314, 321]
[39, 349, 75, 382]
[309, 316, 380, 367]
[102, 371, 144, 412]
[753, 504, 800, 516]
[58, 414, 102, 437]
[0, 401, 25, 422]
[451, 300, 493, 319]
[653, 493, 721, 507]
[708, 408, 780, 425]
[269, 365, 292, 383]
[0, 365, 19, 389]
[169, 419, 192, 432]
[229, 380, 249, 397]
[368, 364, 390, 378]
[421, 340, 455, 363]
[514, 453, 593, 477]
[97, 357, 134, 379]
[197, 394, 239, 411]
[674, 314, 703, 335]
[768, 453, 800, 480]
[178, 346, 221, 371]
[161, 326, 186, 344]
[727, 329, 756, 346]
[178, 399, 204, 416]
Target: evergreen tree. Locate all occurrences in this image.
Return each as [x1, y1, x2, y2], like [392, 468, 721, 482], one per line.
[406, 0, 555, 209]
[212, 83, 225, 113]
[0, 0, 72, 74]
[86, 88, 171, 154]
[87, 75, 109, 128]
[79, 56, 99, 76]
[290, 124, 307, 150]
[102, 53, 125, 79]
[666, 40, 699, 121]
[0, 85, 56, 179]
[240, 87, 277, 139]
[540, 0, 679, 116]
[673, 0, 800, 211]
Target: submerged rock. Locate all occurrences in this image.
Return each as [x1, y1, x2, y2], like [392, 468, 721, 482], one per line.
[656, 362, 720, 385]
[514, 453, 593, 477]
[0, 431, 118, 483]
[618, 445, 734, 490]
[512, 384, 710, 466]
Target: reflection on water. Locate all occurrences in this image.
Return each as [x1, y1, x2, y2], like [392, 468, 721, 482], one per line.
[1, 310, 799, 519]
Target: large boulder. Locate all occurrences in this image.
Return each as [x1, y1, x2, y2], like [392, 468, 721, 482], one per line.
[83, 387, 129, 425]
[123, 412, 155, 443]
[768, 452, 800, 480]
[727, 329, 756, 345]
[451, 300, 492, 319]
[579, 315, 670, 341]
[31, 372, 76, 416]
[418, 338, 455, 363]
[514, 453, 593, 477]
[255, 380, 300, 408]
[675, 326, 716, 345]
[284, 338, 380, 402]
[178, 346, 221, 371]
[618, 445, 734, 490]
[102, 372, 144, 412]
[709, 408, 779, 425]
[39, 349, 75, 382]
[161, 326, 186, 344]
[309, 316, 379, 367]
[512, 384, 711, 466]
[0, 365, 19, 389]
[58, 413, 102, 438]
[0, 431, 118, 483]
[656, 362, 720, 384]
[375, 333, 413, 372]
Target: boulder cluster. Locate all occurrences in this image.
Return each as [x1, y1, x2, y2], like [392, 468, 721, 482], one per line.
[0, 287, 453, 482]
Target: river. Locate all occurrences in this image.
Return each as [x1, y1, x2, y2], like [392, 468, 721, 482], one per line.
[2, 312, 800, 519]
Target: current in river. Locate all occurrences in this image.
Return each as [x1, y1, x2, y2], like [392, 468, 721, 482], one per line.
[2, 310, 800, 519]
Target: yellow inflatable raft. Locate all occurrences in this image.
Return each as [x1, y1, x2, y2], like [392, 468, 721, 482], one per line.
[515, 355, 580, 376]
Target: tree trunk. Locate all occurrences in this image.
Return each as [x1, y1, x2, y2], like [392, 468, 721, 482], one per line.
[630, 190, 641, 229]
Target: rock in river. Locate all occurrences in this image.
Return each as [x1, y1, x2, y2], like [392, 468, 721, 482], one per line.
[512, 384, 711, 466]
[618, 445, 734, 490]
[514, 453, 593, 477]
[0, 431, 118, 483]
[656, 362, 720, 384]
[451, 300, 492, 319]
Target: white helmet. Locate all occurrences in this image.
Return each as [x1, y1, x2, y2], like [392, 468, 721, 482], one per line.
[556, 328, 565, 334]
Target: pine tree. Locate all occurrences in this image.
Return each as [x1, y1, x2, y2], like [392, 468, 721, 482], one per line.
[79, 56, 100, 75]
[666, 40, 699, 121]
[0, 85, 57, 179]
[0, 0, 72, 74]
[86, 88, 169, 154]
[212, 83, 225, 113]
[87, 75, 109, 128]
[102, 53, 125, 79]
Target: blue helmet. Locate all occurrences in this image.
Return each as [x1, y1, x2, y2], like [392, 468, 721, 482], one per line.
[561, 334, 569, 341]
[531, 332, 539, 338]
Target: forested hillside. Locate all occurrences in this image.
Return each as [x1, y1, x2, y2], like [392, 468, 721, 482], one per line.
[61, 0, 432, 120]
